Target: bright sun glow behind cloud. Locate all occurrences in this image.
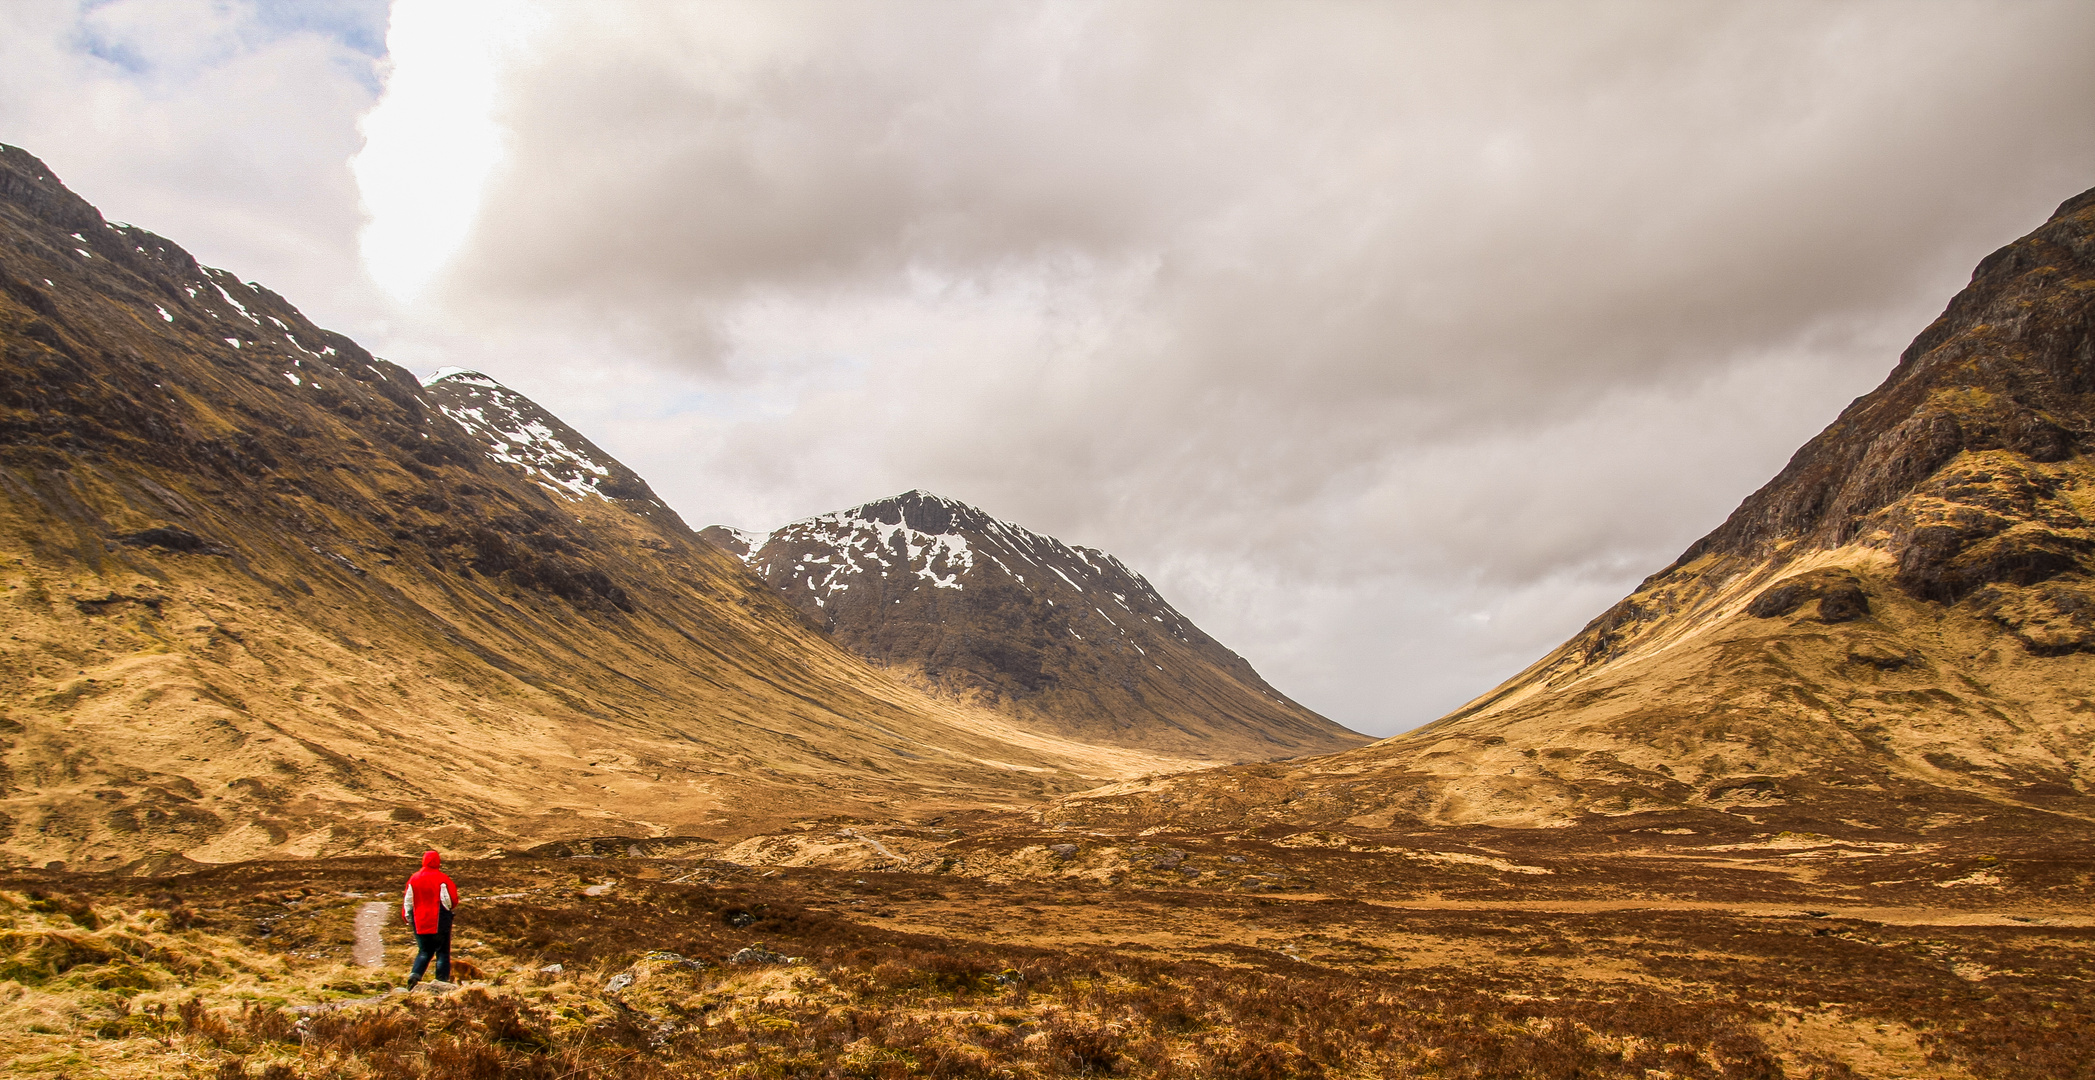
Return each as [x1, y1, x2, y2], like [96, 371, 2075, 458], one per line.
[351, 0, 539, 300]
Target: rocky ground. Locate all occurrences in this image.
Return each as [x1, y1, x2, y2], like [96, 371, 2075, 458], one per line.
[2, 813, 2088, 1079]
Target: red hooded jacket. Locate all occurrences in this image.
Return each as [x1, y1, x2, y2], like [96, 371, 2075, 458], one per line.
[401, 850, 458, 934]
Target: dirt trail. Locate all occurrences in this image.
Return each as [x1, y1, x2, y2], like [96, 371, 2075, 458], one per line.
[352, 901, 390, 967]
[838, 828, 907, 864]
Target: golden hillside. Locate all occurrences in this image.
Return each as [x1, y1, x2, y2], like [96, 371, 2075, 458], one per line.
[0, 144, 1209, 870]
[1051, 184, 2095, 836]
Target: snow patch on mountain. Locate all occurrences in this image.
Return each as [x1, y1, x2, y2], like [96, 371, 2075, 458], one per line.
[711, 526, 766, 556]
[719, 490, 1198, 642]
[425, 369, 616, 499]
[749, 506, 976, 594]
[424, 367, 500, 389]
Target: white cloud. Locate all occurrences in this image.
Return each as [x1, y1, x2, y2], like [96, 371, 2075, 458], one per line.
[0, 0, 387, 326]
[352, 0, 544, 300]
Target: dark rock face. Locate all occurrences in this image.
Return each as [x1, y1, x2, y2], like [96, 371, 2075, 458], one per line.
[1572, 185, 2095, 668]
[115, 526, 221, 554]
[708, 491, 1367, 761]
[1677, 185, 2095, 573]
[1814, 583, 1870, 623]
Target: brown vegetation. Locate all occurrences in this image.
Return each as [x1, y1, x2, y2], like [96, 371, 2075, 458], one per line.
[1, 817, 2089, 1078]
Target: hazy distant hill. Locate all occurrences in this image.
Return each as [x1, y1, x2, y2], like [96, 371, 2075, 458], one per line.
[1052, 183, 2095, 836]
[0, 143, 1189, 869]
[704, 491, 1365, 762]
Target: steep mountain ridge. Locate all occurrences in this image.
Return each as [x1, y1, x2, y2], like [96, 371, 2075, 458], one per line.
[1051, 184, 2095, 836]
[704, 491, 1365, 761]
[0, 144, 1193, 869]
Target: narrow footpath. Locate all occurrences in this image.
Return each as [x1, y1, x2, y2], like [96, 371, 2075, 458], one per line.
[352, 901, 389, 967]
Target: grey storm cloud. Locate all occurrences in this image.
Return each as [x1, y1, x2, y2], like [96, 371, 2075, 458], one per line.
[454, 0, 2092, 391]
[414, 1, 2095, 732]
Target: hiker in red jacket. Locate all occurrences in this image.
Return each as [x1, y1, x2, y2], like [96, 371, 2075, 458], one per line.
[401, 849, 459, 989]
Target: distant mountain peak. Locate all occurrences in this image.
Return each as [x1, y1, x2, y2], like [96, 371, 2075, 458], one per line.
[703, 495, 1365, 762]
[422, 366, 503, 389]
[842, 489, 1004, 538]
[717, 493, 1143, 608]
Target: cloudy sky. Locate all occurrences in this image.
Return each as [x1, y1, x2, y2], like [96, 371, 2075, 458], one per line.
[5, 1, 2093, 736]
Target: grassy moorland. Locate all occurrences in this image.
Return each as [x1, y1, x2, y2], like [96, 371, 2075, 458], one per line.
[1, 817, 2090, 1079]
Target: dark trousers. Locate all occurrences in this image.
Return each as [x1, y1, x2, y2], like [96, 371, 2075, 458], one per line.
[409, 908, 452, 984]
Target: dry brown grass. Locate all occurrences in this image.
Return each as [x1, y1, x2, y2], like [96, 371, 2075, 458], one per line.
[0, 833, 2088, 1079]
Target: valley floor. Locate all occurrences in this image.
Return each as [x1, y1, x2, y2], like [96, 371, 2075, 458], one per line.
[1, 814, 2089, 1079]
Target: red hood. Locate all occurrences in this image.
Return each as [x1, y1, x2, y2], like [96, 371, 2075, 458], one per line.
[421, 850, 441, 870]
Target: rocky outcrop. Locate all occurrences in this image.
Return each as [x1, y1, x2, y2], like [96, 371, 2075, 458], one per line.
[1680, 187, 2094, 567]
[1743, 568, 1870, 622]
[705, 491, 1365, 762]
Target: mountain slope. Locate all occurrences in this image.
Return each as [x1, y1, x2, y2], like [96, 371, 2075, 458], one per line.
[422, 367, 670, 510]
[0, 144, 1192, 869]
[1052, 184, 2095, 835]
[702, 491, 1366, 762]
